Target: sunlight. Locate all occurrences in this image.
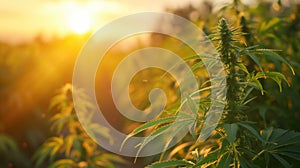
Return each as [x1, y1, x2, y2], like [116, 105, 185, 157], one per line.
[65, 3, 92, 34]
[62, 1, 124, 35]
[67, 10, 91, 34]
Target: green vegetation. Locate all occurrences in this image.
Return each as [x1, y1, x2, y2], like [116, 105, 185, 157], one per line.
[32, 84, 127, 168]
[0, 0, 299, 167]
[144, 17, 299, 168]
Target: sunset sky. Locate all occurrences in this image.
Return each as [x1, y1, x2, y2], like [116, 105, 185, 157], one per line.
[0, 0, 238, 43]
[2, 0, 293, 43]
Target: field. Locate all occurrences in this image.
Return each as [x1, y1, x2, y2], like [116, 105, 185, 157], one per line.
[0, 1, 300, 167]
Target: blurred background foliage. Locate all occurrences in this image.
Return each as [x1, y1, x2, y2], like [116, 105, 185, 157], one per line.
[0, 0, 299, 167]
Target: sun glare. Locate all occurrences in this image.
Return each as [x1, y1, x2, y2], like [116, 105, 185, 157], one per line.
[58, 1, 123, 35]
[68, 11, 91, 34]
[66, 3, 92, 34]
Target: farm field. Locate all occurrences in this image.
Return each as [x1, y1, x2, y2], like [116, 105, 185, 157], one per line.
[0, 0, 300, 167]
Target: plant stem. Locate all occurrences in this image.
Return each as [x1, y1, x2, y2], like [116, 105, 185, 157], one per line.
[217, 18, 242, 123]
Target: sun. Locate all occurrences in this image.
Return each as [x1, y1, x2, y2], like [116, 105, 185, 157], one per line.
[67, 10, 91, 34]
[66, 4, 92, 34]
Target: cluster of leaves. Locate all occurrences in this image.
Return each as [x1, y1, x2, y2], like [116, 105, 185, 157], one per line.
[213, 0, 300, 131]
[125, 16, 300, 168]
[32, 84, 127, 168]
[0, 134, 30, 167]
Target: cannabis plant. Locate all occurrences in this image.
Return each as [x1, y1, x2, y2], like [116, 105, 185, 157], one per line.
[32, 84, 127, 168]
[125, 18, 300, 168]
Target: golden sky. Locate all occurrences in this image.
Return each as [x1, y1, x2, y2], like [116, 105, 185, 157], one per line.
[1, 0, 217, 43]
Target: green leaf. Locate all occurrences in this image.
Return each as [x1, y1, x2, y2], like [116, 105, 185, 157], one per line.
[223, 123, 238, 143]
[238, 155, 251, 168]
[190, 86, 213, 97]
[255, 71, 289, 92]
[206, 57, 221, 70]
[272, 154, 290, 168]
[65, 135, 75, 156]
[237, 62, 249, 74]
[186, 96, 198, 117]
[261, 127, 273, 142]
[248, 79, 264, 95]
[258, 128, 300, 166]
[146, 160, 194, 168]
[0, 134, 19, 153]
[51, 114, 71, 134]
[135, 121, 191, 160]
[121, 117, 176, 151]
[132, 117, 176, 135]
[244, 52, 263, 72]
[258, 106, 267, 124]
[242, 96, 257, 105]
[258, 17, 281, 34]
[217, 152, 232, 168]
[159, 121, 193, 160]
[237, 123, 265, 142]
[73, 136, 83, 153]
[33, 146, 53, 168]
[192, 151, 219, 168]
[255, 49, 295, 75]
[241, 88, 254, 104]
[133, 124, 172, 162]
[50, 137, 63, 162]
[183, 55, 201, 61]
[33, 136, 64, 167]
[189, 121, 197, 140]
[167, 142, 193, 160]
[191, 61, 204, 71]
